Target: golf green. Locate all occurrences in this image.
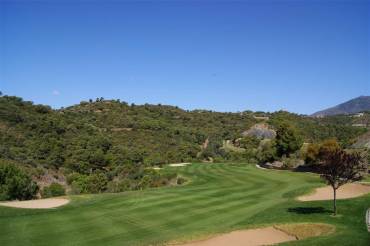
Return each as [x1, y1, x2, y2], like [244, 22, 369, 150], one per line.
[0, 163, 369, 245]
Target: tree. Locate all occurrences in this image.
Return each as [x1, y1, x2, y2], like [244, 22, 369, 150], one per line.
[275, 123, 303, 157]
[319, 149, 367, 215]
[304, 143, 320, 165]
[0, 163, 38, 201]
[257, 139, 277, 163]
[304, 139, 340, 167]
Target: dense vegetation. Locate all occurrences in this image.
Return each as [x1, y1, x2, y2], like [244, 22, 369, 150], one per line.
[0, 94, 368, 198]
[0, 161, 38, 201]
[41, 183, 65, 198]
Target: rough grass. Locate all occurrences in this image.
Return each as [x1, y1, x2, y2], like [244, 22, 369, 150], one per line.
[275, 223, 335, 240]
[0, 163, 369, 246]
[362, 174, 370, 182]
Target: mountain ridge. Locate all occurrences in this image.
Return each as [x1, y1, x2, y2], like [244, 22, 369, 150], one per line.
[311, 96, 370, 117]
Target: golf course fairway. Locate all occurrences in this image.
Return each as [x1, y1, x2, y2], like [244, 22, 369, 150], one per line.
[0, 163, 369, 245]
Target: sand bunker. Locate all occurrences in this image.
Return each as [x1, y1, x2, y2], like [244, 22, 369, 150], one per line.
[255, 164, 267, 170]
[177, 227, 296, 246]
[0, 198, 69, 209]
[176, 223, 334, 246]
[169, 163, 191, 167]
[298, 183, 370, 201]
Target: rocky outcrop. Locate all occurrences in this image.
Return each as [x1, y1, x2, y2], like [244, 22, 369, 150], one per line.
[242, 123, 276, 139]
[352, 131, 370, 149]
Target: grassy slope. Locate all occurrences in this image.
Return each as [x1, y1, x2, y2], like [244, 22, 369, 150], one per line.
[0, 164, 369, 246]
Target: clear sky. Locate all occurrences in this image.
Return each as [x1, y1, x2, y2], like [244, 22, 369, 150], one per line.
[0, 0, 369, 114]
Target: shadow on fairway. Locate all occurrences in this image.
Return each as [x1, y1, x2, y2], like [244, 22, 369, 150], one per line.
[287, 206, 332, 214]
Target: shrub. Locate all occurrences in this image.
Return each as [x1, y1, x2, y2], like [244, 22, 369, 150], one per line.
[275, 123, 303, 157]
[256, 139, 277, 163]
[70, 174, 89, 194]
[66, 172, 81, 185]
[303, 139, 341, 168]
[304, 143, 320, 165]
[70, 173, 108, 194]
[176, 176, 187, 185]
[0, 163, 38, 201]
[41, 183, 65, 198]
[239, 136, 260, 149]
[281, 154, 304, 169]
[107, 179, 134, 193]
[86, 173, 108, 193]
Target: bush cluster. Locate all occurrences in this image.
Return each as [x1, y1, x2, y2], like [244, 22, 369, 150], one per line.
[0, 162, 38, 201]
[41, 183, 66, 198]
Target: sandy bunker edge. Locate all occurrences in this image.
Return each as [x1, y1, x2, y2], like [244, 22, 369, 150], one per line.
[172, 223, 334, 246]
[297, 183, 370, 201]
[0, 197, 70, 209]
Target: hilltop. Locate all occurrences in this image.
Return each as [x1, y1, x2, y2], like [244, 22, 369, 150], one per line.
[312, 96, 370, 117]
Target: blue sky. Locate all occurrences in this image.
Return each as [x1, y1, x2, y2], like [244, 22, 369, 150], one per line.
[0, 0, 369, 114]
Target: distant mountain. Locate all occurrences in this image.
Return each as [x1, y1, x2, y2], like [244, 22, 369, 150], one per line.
[311, 96, 370, 117]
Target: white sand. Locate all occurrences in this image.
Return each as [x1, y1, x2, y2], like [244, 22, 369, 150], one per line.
[169, 163, 191, 167]
[255, 164, 267, 170]
[298, 183, 370, 201]
[0, 198, 69, 209]
[177, 227, 296, 246]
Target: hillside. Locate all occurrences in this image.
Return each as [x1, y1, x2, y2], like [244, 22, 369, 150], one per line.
[312, 96, 370, 117]
[0, 94, 368, 197]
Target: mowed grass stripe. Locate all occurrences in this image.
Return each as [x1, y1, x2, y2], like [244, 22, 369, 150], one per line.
[91, 168, 279, 217]
[2, 165, 289, 241]
[71, 168, 289, 235]
[0, 163, 344, 246]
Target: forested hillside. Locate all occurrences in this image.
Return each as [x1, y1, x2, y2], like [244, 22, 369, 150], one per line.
[0, 95, 368, 199]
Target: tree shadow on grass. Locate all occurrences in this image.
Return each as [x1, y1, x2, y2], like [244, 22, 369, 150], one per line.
[287, 207, 332, 214]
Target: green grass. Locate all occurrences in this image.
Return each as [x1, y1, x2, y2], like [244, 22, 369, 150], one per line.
[362, 174, 370, 182]
[0, 163, 369, 245]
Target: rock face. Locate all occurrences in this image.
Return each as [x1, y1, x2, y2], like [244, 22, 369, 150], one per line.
[242, 123, 276, 139]
[311, 96, 370, 117]
[352, 131, 370, 149]
[264, 161, 284, 169]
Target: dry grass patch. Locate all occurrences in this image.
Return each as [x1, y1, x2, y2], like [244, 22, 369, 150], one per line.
[275, 223, 335, 240]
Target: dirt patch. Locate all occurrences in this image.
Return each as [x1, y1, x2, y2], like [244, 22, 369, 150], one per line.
[111, 127, 133, 132]
[176, 227, 296, 246]
[298, 183, 370, 201]
[0, 198, 69, 209]
[169, 163, 191, 167]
